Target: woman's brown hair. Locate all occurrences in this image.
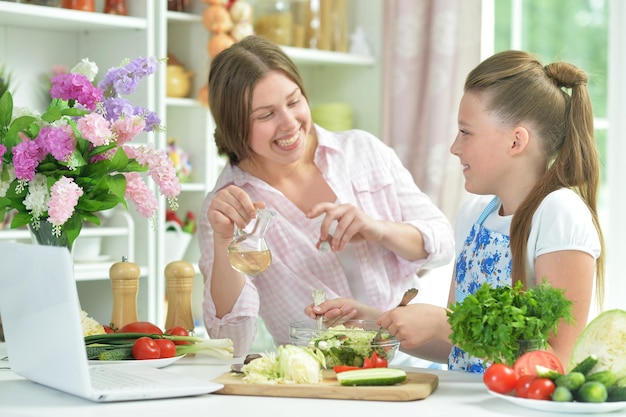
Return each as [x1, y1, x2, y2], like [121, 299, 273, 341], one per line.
[464, 50, 605, 309]
[208, 35, 308, 164]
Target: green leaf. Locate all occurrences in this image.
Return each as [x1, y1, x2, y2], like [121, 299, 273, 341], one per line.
[109, 147, 130, 171]
[10, 211, 31, 229]
[106, 173, 127, 198]
[41, 105, 62, 123]
[0, 90, 12, 128]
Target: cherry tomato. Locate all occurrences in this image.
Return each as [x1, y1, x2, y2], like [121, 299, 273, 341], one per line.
[483, 363, 517, 394]
[154, 339, 177, 358]
[514, 375, 537, 398]
[132, 337, 160, 360]
[103, 325, 115, 334]
[119, 321, 163, 335]
[527, 377, 556, 400]
[513, 350, 564, 378]
[333, 366, 361, 373]
[165, 326, 190, 345]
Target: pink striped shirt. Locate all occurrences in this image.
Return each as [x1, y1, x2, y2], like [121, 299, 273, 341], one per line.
[199, 125, 454, 356]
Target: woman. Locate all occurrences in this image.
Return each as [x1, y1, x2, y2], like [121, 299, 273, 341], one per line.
[377, 50, 605, 371]
[198, 36, 454, 357]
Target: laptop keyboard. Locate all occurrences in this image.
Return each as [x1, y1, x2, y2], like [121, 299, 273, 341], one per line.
[90, 366, 162, 390]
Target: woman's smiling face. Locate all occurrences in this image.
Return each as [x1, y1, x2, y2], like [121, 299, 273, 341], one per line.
[247, 70, 312, 167]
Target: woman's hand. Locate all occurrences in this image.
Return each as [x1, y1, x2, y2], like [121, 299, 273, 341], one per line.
[304, 298, 381, 325]
[207, 185, 266, 241]
[307, 202, 383, 252]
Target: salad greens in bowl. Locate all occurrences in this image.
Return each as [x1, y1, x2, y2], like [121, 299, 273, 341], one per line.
[289, 319, 399, 367]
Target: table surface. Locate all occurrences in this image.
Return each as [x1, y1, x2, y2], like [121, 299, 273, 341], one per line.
[0, 343, 622, 417]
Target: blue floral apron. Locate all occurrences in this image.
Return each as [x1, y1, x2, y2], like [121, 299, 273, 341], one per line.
[448, 197, 512, 373]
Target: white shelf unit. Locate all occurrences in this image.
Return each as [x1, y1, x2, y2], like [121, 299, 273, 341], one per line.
[0, 0, 158, 326]
[0, 0, 383, 331]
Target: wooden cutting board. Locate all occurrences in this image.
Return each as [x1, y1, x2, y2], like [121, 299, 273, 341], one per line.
[212, 370, 439, 401]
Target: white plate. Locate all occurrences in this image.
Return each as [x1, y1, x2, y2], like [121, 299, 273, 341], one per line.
[74, 254, 111, 263]
[89, 354, 185, 369]
[488, 390, 626, 414]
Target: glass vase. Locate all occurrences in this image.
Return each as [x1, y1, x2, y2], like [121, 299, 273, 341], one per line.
[29, 222, 74, 254]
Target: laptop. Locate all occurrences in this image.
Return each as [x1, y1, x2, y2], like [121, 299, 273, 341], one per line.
[0, 241, 223, 402]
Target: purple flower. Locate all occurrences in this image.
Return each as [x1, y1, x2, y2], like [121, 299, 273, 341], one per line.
[35, 126, 74, 162]
[13, 140, 44, 181]
[50, 73, 103, 111]
[97, 56, 158, 97]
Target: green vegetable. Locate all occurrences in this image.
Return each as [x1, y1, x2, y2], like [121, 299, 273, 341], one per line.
[556, 372, 586, 391]
[242, 345, 326, 384]
[576, 381, 608, 403]
[86, 343, 133, 359]
[570, 354, 598, 375]
[336, 368, 407, 386]
[552, 386, 574, 402]
[447, 280, 573, 366]
[84, 332, 234, 360]
[587, 370, 617, 388]
[607, 386, 626, 402]
[98, 347, 133, 361]
[569, 309, 626, 379]
[536, 365, 562, 380]
[307, 325, 396, 367]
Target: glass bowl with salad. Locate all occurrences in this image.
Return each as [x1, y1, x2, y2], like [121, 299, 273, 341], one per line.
[289, 319, 399, 367]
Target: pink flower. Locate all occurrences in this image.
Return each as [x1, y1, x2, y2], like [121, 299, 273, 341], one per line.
[50, 73, 103, 111]
[124, 144, 181, 198]
[47, 177, 84, 226]
[111, 115, 145, 146]
[124, 172, 158, 218]
[76, 113, 114, 146]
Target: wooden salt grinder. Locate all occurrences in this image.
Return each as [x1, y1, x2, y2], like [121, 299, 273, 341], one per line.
[164, 260, 195, 332]
[109, 256, 140, 329]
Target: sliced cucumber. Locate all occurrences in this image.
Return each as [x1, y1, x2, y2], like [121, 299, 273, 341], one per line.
[336, 368, 407, 386]
[536, 365, 562, 380]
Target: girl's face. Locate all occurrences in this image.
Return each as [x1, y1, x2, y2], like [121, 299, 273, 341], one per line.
[450, 91, 516, 195]
[247, 70, 312, 168]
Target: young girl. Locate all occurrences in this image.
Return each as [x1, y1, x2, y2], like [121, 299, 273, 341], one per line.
[377, 50, 605, 372]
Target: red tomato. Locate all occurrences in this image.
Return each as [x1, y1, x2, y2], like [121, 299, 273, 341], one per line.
[363, 351, 388, 369]
[119, 321, 163, 335]
[483, 363, 517, 394]
[165, 326, 190, 345]
[527, 377, 556, 400]
[514, 375, 537, 398]
[513, 350, 564, 378]
[132, 337, 160, 360]
[154, 339, 177, 358]
[333, 366, 361, 373]
[103, 325, 115, 334]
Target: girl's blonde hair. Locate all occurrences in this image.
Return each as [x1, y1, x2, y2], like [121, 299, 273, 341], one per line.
[464, 50, 604, 309]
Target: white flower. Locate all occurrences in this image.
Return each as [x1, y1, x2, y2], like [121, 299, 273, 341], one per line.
[70, 58, 99, 82]
[23, 173, 49, 218]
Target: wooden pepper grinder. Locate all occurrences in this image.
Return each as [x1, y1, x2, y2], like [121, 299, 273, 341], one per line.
[109, 256, 140, 330]
[164, 261, 195, 332]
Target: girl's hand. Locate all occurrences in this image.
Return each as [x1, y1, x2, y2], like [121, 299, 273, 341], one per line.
[307, 202, 384, 252]
[377, 303, 449, 349]
[207, 185, 266, 241]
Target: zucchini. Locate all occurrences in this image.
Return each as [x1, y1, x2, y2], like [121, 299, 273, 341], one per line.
[587, 370, 617, 388]
[536, 365, 562, 380]
[576, 381, 608, 403]
[98, 347, 134, 361]
[555, 372, 586, 391]
[607, 386, 626, 402]
[570, 354, 598, 375]
[86, 343, 133, 360]
[336, 368, 407, 386]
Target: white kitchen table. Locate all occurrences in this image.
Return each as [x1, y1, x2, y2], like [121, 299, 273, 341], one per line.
[0, 343, 621, 417]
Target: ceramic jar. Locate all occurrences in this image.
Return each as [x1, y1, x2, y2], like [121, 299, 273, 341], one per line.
[166, 65, 192, 98]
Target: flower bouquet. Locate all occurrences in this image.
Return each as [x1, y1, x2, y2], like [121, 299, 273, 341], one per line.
[0, 56, 180, 248]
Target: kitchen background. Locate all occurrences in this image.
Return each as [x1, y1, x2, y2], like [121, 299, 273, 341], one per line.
[0, 0, 623, 351]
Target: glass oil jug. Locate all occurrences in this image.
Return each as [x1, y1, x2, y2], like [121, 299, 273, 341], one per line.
[227, 209, 277, 276]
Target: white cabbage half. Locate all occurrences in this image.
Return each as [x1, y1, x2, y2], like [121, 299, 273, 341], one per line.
[569, 309, 626, 378]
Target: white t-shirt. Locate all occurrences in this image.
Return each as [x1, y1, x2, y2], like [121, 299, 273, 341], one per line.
[454, 188, 601, 287]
